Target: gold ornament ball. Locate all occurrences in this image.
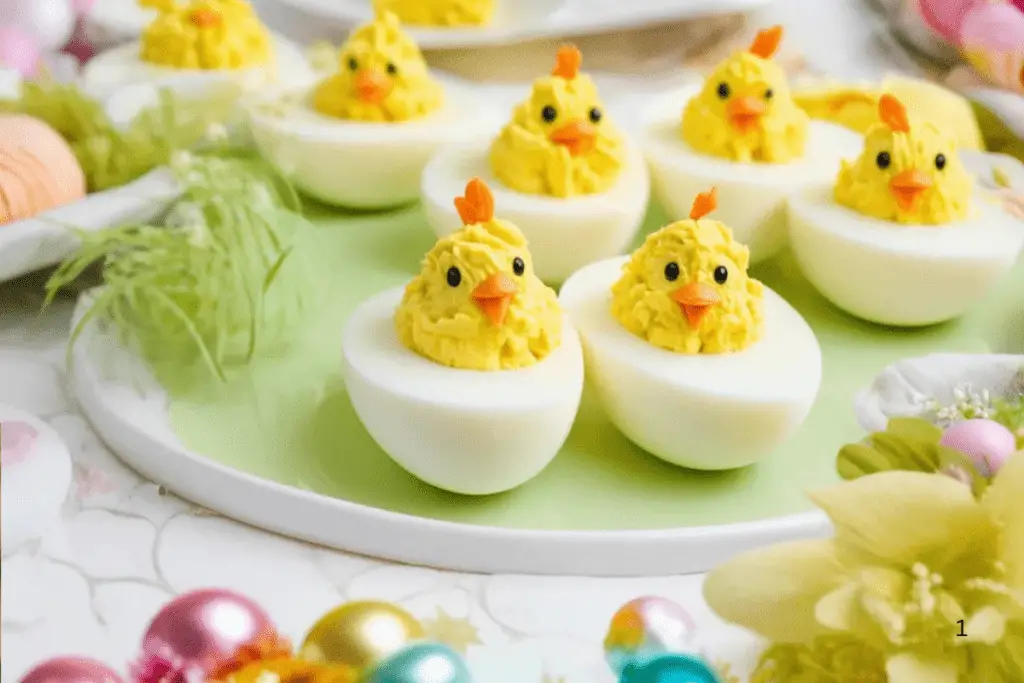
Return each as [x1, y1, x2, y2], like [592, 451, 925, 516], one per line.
[300, 601, 425, 672]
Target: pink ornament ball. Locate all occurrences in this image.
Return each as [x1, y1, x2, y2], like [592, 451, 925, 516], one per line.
[916, 0, 980, 43]
[939, 419, 1017, 477]
[132, 589, 279, 683]
[19, 657, 124, 683]
[0, 25, 41, 78]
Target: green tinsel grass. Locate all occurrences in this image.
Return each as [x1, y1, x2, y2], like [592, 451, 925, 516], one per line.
[45, 151, 315, 385]
[0, 79, 234, 193]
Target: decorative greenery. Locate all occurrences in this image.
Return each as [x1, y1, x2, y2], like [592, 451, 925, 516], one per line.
[45, 151, 314, 385]
[704, 458, 1024, 683]
[836, 418, 988, 496]
[0, 79, 234, 192]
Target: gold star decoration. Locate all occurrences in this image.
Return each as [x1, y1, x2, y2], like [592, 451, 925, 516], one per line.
[420, 608, 482, 654]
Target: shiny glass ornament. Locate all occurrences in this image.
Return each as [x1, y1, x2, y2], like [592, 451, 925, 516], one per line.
[619, 653, 720, 683]
[604, 597, 696, 675]
[364, 643, 472, 683]
[300, 601, 424, 673]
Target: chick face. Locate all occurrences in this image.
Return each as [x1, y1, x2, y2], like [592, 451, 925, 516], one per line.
[681, 26, 809, 163]
[611, 188, 765, 354]
[834, 94, 972, 224]
[489, 45, 626, 198]
[138, 0, 272, 69]
[372, 0, 495, 26]
[395, 178, 563, 370]
[310, 11, 443, 122]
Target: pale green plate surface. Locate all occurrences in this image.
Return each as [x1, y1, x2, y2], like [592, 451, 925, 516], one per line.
[168, 202, 1022, 531]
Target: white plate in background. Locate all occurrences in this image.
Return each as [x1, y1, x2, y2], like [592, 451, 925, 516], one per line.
[87, 0, 774, 50]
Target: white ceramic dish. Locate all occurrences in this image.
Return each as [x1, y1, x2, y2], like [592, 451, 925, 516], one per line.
[69, 296, 831, 576]
[88, 0, 774, 50]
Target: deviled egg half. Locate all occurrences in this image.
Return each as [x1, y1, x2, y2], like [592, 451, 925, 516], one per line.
[342, 178, 584, 495]
[640, 26, 860, 263]
[247, 11, 493, 209]
[559, 188, 821, 470]
[82, 0, 315, 96]
[422, 45, 650, 283]
[788, 94, 1024, 327]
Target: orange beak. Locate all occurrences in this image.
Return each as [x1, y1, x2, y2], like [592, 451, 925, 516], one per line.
[354, 69, 393, 104]
[189, 8, 223, 27]
[472, 272, 518, 327]
[548, 120, 597, 156]
[672, 282, 721, 328]
[889, 169, 933, 211]
[727, 96, 767, 134]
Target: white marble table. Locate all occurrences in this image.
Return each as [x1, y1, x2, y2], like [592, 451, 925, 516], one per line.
[1, 0, 918, 680]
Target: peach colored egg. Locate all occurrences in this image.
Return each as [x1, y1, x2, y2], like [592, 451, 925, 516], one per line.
[0, 114, 85, 225]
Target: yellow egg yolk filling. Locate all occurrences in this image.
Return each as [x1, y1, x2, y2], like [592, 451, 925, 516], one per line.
[138, 0, 272, 70]
[610, 189, 765, 355]
[489, 45, 626, 198]
[311, 11, 443, 123]
[834, 94, 972, 225]
[681, 26, 809, 163]
[372, 0, 495, 27]
[395, 179, 563, 371]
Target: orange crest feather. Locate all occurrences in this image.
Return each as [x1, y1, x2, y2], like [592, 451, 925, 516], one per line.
[552, 44, 582, 79]
[689, 187, 718, 220]
[454, 178, 495, 225]
[748, 25, 783, 59]
[878, 94, 910, 133]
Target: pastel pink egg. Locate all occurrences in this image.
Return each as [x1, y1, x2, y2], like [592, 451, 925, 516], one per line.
[916, 0, 981, 43]
[939, 419, 1018, 477]
[0, 25, 41, 77]
[959, 3, 1024, 91]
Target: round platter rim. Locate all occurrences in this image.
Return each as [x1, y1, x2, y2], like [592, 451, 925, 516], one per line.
[69, 302, 832, 576]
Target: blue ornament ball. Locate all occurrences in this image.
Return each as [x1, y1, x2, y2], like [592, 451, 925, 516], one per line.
[365, 642, 472, 683]
[619, 653, 721, 683]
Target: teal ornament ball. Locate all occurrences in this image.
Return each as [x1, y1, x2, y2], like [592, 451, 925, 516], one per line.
[365, 642, 472, 683]
[618, 653, 721, 683]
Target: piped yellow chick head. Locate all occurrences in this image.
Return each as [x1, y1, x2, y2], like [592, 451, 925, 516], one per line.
[372, 0, 495, 27]
[834, 94, 972, 224]
[311, 11, 443, 122]
[611, 188, 765, 354]
[395, 178, 563, 371]
[138, 0, 272, 69]
[681, 26, 809, 163]
[489, 45, 626, 198]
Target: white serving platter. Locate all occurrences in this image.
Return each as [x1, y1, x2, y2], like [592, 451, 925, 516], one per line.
[69, 296, 831, 577]
[88, 0, 774, 50]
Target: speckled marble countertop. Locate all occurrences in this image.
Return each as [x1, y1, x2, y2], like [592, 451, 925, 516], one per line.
[1, 1, 920, 680]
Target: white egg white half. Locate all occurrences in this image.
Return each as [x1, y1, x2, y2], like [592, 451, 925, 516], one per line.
[82, 36, 317, 97]
[421, 141, 650, 284]
[640, 86, 862, 263]
[559, 256, 822, 471]
[788, 185, 1024, 326]
[247, 87, 497, 209]
[342, 287, 585, 495]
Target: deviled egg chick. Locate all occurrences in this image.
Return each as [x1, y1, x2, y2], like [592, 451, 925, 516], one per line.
[374, 0, 495, 26]
[641, 26, 860, 263]
[82, 0, 315, 96]
[788, 94, 1024, 326]
[422, 45, 650, 283]
[559, 188, 821, 471]
[247, 11, 492, 208]
[342, 178, 584, 495]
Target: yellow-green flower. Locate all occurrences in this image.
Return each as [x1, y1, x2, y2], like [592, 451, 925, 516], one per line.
[704, 454, 1024, 682]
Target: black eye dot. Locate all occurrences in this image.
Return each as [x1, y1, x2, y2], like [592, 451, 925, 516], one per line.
[664, 262, 680, 282]
[386, 62, 397, 75]
[347, 56, 358, 71]
[716, 82, 730, 99]
[512, 257, 525, 276]
[935, 153, 947, 170]
[876, 151, 891, 169]
[764, 88, 773, 99]
[541, 105, 557, 123]
[589, 107, 602, 123]
[446, 266, 461, 287]
[713, 265, 728, 284]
